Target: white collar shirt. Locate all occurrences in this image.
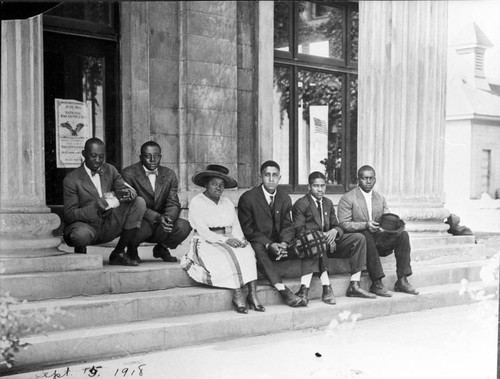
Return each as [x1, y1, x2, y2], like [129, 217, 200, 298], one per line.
[261, 185, 276, 206]
[360, 188, 373, 221]
[84, 164, 103, 197]
[144, 165, 157, 193]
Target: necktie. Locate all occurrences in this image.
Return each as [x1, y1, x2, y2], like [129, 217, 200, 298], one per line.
[269, 195, 274, 211]
[316, 200, 324, 231]
[146, 169, 158, 177]
[91, 168, 103, 177]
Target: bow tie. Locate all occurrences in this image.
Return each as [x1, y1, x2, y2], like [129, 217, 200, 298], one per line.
[91, 168, 103, 177]
[146, 170, 158, 177]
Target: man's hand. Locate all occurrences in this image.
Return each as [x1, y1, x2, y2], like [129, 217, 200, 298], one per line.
[366, 220, 380, 233]
[156, 214, 174, 233]
[324, 229, 338, 245]
[226, 238, 246, 248]
[116, 187, 136, 202]
[95, 197, 109, 211]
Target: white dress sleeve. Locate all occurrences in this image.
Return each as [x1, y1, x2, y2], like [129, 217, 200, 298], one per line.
[188, 195, 227, 243]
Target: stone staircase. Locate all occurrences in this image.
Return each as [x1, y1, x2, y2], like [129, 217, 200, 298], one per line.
[1, 234, 496, 374]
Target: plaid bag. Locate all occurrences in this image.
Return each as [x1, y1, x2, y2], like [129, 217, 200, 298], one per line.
[287, 230, 328, 259]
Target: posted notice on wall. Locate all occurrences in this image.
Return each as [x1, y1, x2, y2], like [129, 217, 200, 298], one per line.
[55, 99, 92, 168]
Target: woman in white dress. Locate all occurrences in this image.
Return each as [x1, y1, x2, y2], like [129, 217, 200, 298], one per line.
[180, 165, 265, 314]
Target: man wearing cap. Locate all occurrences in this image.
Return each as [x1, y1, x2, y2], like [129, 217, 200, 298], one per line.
[122, 141, 191, 263]
[63, 138, 146, 266]
[238, 160, 308, 307]
[337, 165, 418, 296]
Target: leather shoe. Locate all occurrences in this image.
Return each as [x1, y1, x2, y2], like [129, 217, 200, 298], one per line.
[279, 286, 307, 307]
[347, 281, 376, 299]
[370, 279, 393, 297]
[127, 246, 142, 263]
[153, 244, 178, 262]
[322, 284, 336, 305]
[295, 284, 310, 305]
[109, 251, 138, 266]
[232, 288, 248, 314]
[394, 277, 419, 295]
[74, 246, 87, 254]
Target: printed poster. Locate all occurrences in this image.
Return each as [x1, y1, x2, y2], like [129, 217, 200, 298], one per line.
[55, 99, 92, 168]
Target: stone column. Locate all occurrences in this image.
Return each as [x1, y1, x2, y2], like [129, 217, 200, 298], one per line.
[358, 1, 450, 233]
[0, 16, 62, 257]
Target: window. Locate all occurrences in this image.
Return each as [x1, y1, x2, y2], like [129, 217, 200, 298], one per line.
[273, 1, 358, 192]
[480, 149, 491, 195]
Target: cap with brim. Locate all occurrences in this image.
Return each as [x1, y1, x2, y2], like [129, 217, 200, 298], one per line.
[379, 213, 405, 233]
[192, 164, 237, 189]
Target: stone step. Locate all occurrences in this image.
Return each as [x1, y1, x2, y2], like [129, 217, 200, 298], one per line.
[8, 279, 498, 374]
[0, 253, 103, 275]
[409, 234, 475, 248]
[10, 260, 487, 336]
[1, 240, 486, 301]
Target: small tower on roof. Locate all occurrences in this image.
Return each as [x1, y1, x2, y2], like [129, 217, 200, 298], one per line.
[451, 22, 493, 91]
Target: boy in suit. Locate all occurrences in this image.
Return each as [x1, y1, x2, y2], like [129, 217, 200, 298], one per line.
[337, 165, 418, 296]
[63, 138, 146, 266]
[238, 161, 311, 307]
[122, 141, 191, 263]
[292, 171, 375, 303]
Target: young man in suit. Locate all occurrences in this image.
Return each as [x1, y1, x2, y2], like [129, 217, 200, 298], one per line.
[292, 171, 376, 304]
[238, 161, 310, 307]
[63, 138, 146, 266]
[122, 141, 191, 263]
[337, 165, 418, 296]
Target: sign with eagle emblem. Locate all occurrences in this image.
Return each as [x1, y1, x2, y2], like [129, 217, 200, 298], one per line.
[55, 99, 93, 168]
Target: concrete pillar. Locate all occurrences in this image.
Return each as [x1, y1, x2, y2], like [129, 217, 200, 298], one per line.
[358, 1, 450, 232]
[0, 16, 62, 257]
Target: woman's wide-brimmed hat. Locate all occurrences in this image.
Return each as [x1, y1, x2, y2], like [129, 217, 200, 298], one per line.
[192, 164, 238, 189]
[379, 213, 406, 233]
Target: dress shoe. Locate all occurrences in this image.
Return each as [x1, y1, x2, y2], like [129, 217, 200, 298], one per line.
[127, 246, 142, 263]
[247, 281, 265, 312]
[347, 281, 376, 299]
[394, 277, 419, 295]
[279, 286, 307, 307]
[109, 250, 139, 266]
[232, 288, 248, 314]
[153, 244, 178, 262]
[74, 246, 87, 254]
[295, 284, 310, 305]
[369, 279, 393, 297]
[322, 284, 336, 305]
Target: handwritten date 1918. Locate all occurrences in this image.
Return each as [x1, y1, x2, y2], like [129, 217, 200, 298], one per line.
[114, 364, 145, 377]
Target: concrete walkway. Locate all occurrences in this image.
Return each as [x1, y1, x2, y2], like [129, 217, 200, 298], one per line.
[8, 301, 498, 379]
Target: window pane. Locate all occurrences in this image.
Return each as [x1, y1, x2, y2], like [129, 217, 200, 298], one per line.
[349, 75, 358, 185]
[298, 70, 343, 185]
[46, 3, 112, 26]
[350, 9, 359, 63]
[273, 66, 292, 184]
[298, 2, 343, 60]
[274, 2, 291, 53]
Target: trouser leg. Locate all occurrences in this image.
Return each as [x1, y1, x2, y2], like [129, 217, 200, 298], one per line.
[333, 232, 367, 275]
[361, 230, 385, 281]
[157, 218, 192, 249]
[251, 242, 282, 286]
[63, 222, 98, 248]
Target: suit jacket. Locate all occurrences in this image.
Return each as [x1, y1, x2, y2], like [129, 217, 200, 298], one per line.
[122, 162, 181, 225]
[63, 163, 134, 226]
[337, 187, 390, 232]
[238, 185, 296, 246]
[292, 194, 344, 239]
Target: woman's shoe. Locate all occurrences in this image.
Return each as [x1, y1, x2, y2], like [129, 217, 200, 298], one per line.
[247, 281, 266, 312]
[232, 288, 248, 314]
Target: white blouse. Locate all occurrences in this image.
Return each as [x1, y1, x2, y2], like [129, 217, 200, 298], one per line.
[188, 193, 246, 243]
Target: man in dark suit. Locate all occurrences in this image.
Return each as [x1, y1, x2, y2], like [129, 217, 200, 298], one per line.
[63, 138, 146, 266]
[238, 161, 309, 307]
[292, 171, 376, 303]
[337, 165, 418, 296]
[122, 141, 191, 262]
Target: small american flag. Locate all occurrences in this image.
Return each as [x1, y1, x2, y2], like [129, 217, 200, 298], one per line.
[313, 117, 328, 135]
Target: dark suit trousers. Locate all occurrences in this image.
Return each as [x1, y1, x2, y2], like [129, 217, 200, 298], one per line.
[361, 230, 412, 281]
[132, 218, 192, 249]
[251, 242, 318, 286]
[64, 197, 146, 248]
[324, 232, 366, 275]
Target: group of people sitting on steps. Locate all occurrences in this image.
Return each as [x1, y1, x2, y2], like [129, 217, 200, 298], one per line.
[63, 138, 419, 315]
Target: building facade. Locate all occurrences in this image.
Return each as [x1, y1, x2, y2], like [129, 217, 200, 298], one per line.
[1, 1, 450, 263]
